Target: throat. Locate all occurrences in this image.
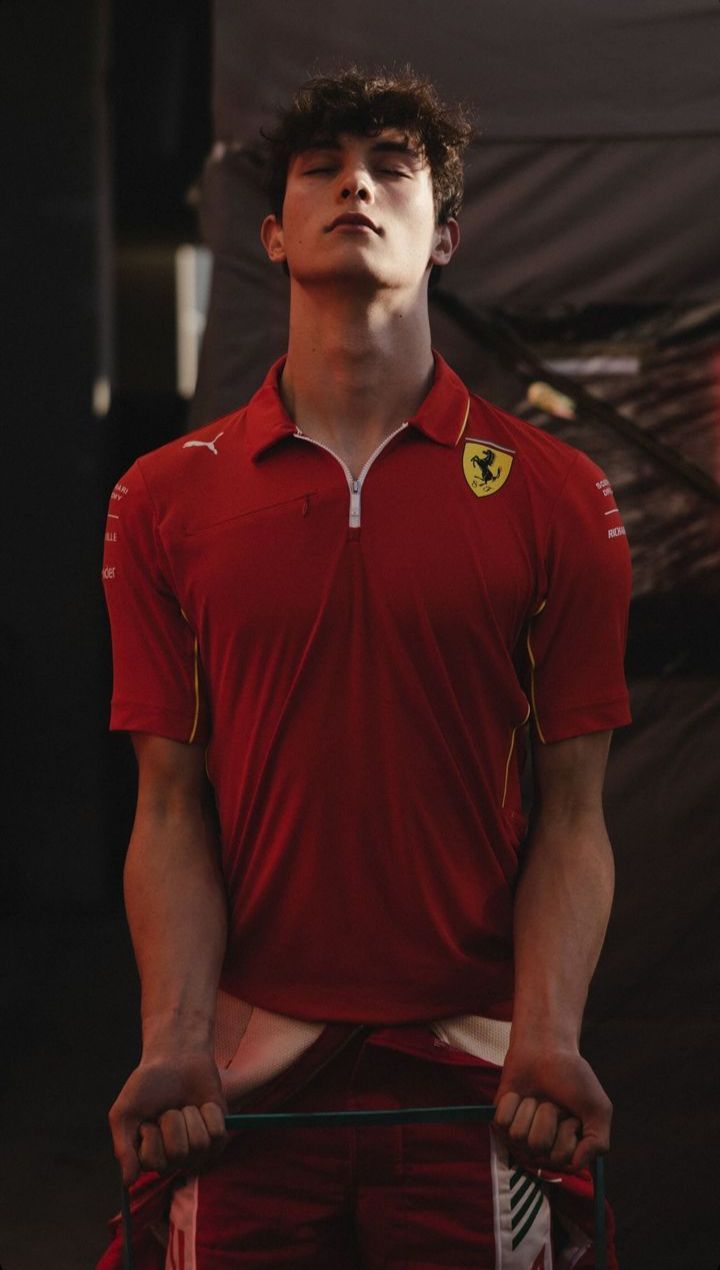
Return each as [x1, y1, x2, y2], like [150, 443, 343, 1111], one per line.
[294, 420, 406, 480]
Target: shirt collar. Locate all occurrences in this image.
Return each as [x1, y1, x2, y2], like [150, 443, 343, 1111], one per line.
[244, 358, 298, 460]
[244, 351, 470, 461]
[408, 352, 471, 447]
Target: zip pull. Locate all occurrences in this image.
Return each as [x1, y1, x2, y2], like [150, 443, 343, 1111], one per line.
[349, 480, 361, 529]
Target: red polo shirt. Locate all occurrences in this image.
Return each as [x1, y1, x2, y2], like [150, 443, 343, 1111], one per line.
[103, 354, 631, 1023]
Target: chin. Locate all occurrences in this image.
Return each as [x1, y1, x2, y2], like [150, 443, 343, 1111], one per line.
[290, 258, 414, 291]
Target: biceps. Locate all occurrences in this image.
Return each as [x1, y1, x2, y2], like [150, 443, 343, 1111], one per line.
[132, 733, 210, 818]
[531, 730, 612, 819]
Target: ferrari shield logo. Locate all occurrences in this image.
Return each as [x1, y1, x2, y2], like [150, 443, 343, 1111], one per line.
[463, 440, 515, 498]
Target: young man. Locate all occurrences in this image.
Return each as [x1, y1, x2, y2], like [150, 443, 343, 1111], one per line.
[100, 70, 631, 1268]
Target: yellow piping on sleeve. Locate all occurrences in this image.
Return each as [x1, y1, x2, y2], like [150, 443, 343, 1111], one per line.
[455, 398, 471, 446]
[188, 636, 201, 744]
[181, 608, 201, 745]
[526, 600, 547, 744]
[501, 701, 531, 808]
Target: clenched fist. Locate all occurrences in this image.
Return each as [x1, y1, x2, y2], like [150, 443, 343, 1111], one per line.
[109, 1049, 228, 1185]
[493, 1044, 612, 1171]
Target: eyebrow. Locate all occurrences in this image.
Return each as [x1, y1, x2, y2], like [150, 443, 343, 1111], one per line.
[371, 139, 421, 161]
[298, 137, 421, 162]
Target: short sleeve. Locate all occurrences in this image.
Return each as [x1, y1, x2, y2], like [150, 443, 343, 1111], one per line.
[524, 452, 632, 743]
[101, 462, 210, 744]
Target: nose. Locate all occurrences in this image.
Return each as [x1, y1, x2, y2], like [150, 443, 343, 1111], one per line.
[339, 166, 372, 203]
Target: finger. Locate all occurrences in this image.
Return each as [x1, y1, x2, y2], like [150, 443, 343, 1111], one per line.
[182, 1105, 212, 1155]
[200, 1101, 230, 1157]
[550, 1116, 582, 1166]
[138, 1121, 169, 1174]
[180, 1105, 220, 1175]
[493, 1091, 521, 1130]
[526, 1101, 559, 1156]
[195, 1103, 230, 1170]
[550, 1116, 581, 1165]
[200, 1101, 228, 1140]
[507, 1097, 538, 1145]
[158, 1108, 190, 1166]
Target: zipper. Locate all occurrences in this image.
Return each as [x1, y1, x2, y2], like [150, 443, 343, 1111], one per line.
[294, 422, 408, 528]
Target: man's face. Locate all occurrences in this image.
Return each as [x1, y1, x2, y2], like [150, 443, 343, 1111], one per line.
[261, 129, 458, 292]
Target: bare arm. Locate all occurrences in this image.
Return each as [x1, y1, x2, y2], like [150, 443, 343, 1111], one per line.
[494, 730, 615, 1170]
[109, 735, 229, 1184]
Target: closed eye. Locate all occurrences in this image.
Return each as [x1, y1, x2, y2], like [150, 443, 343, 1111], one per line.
[303, 166, 409, 176]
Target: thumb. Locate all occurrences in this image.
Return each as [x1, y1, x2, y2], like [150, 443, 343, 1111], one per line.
[111, 1114, 142, 1186]
[570, 1115, 609, 1172]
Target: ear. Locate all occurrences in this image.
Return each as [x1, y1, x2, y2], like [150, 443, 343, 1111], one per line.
[260, 214, 286, 263]
[430, 217, 460, 268]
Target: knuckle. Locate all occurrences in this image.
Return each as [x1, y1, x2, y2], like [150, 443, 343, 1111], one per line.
[201, 1103, 226, 1136]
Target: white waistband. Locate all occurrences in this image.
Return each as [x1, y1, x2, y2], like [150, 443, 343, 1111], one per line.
[431, 1014, 511, 1068]
[215, 991, 511, 1106]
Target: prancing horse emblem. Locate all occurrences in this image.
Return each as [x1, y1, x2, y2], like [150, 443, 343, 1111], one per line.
[472, 449, 499, 484]
[462, 439, 514, 498]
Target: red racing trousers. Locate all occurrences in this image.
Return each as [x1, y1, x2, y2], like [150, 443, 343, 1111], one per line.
[160, 1026, 615, 1269]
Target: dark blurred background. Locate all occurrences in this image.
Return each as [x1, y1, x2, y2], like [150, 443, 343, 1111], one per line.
[1, 2, 719, 1266]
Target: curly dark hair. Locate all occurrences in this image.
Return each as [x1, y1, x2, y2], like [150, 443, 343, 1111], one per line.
[262, 67, 474, 224]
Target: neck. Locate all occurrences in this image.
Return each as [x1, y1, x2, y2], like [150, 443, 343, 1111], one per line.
[279, 282, 435, 472]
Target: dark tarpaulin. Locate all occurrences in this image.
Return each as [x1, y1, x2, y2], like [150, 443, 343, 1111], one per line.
[212, 0, 720, 139]
[209, 0, 720, 307]
[194, 0, 720, 416]
[188, 6, 720, 1266]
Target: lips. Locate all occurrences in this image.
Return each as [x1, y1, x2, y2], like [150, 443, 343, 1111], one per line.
[327, 213, 379, 233]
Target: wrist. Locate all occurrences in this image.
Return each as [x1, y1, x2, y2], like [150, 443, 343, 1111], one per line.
[511, 984, 586, 1045]
[509, 1011, 581, 1055]
[141, 1008, 216, 1056]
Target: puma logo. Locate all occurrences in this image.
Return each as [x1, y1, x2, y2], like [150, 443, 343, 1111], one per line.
[183, 431, 224, 456]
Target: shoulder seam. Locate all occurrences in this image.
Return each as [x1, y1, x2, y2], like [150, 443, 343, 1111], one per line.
[134, 456, 183, 598]
[538, 449, 584, 565]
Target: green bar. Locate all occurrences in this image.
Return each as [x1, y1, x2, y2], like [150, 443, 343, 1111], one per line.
[225, 1104, 497, 1130]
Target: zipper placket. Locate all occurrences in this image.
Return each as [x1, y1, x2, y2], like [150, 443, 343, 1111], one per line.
[294, 422, 408, 528]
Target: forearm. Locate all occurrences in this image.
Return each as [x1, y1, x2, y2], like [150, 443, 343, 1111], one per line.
[493, 732, 615, 1166]
[511, 807, 614, 1050]
[125, 799, 228, 1055]
[110, 739, 230, 1184]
